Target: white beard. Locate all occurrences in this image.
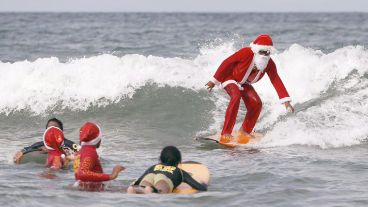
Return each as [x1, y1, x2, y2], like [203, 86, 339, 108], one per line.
[254, 54, 270, 71]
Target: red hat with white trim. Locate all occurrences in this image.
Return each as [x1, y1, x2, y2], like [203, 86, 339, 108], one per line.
[43, 126, 64, 151]
[250, 34, 276, 54]
[80, 122, 101, 146]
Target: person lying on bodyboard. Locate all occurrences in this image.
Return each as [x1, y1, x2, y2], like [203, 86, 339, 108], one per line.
[127, 146, 207, 194]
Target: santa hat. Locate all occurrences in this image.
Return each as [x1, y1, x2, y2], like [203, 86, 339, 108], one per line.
[250, 34, 277, 54]
[80, 122, 102, 146]
[43, 126, 65, 151]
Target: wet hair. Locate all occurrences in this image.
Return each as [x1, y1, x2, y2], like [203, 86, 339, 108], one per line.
[160, 146, 182, 166]
[46, 118, 64, 131]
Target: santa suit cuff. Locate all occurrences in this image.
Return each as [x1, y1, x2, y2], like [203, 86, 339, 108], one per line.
[210, 77, 221, 86]
[280, 97, 291, 104]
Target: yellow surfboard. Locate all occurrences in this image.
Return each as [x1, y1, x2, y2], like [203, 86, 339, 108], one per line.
[173, 161, 210, 194]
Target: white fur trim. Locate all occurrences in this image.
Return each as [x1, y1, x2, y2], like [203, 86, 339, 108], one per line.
[43, 126, 63, 150]
[250, 42, 277, 54]
[210, 77, 221, 86]
[239, 58, 255, 85]
[73, 181, 80, 188]
[81, 124, 102, 146]
[81, 136, 101, 146]
[222, 80, 243, 90]
[280, 97, 292, 104]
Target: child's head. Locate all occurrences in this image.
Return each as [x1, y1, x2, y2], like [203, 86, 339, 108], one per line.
[46, 118, 63, 131]
[160, 146, 181, 166]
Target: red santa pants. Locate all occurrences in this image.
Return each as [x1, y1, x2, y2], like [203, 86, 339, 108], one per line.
[221, 83, 262, 135]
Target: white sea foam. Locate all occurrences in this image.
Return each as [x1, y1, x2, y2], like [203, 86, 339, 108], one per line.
[1, 43, 367, 148]
[251, 44, 368, 148]
[0, 42, 234, 114]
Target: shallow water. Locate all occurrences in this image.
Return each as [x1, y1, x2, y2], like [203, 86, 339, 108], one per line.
[0, 12, 368, 207]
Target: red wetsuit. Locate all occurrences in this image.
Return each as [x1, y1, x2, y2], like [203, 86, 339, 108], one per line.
[211, 47, 290, 134]
[46, 150, 63, 169]
[75, 145, 109, 191]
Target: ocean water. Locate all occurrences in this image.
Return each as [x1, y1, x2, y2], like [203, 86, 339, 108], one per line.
[0, 12, 368, 207]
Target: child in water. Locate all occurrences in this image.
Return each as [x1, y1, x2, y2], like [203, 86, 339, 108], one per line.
[74, 122, 124, 191]
[14, 118, 79, 164]
[43, 126, 66, 169]
[127, 146, 207, 194]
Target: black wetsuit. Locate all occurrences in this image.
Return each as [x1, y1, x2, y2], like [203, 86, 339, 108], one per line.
[133, 164, 207, 191]
[21, 139, 78, 154]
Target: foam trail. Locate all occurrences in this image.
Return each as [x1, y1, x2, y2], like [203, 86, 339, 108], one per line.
[256, 83, 368, 149]
[253, 44, 368, 148]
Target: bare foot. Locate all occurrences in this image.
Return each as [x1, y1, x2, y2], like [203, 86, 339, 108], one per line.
[237, 129, 252, 144]
[219, 134, 234, 143]
[127, 186, 136, 194]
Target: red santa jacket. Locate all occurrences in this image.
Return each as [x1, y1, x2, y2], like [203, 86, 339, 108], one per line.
[46, 150, 64, 169]
[75, 145, 110, 182]
[211, 47, 291, 103]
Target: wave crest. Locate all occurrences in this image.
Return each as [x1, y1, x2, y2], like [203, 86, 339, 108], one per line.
[1, 43, 368, 149]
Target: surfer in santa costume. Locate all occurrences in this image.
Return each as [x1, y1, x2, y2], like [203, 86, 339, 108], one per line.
[74, 122, 124, 191]
[206, 34, 294, 144]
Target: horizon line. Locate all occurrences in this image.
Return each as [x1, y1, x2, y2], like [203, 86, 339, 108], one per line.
[0, 11, 367, 13]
